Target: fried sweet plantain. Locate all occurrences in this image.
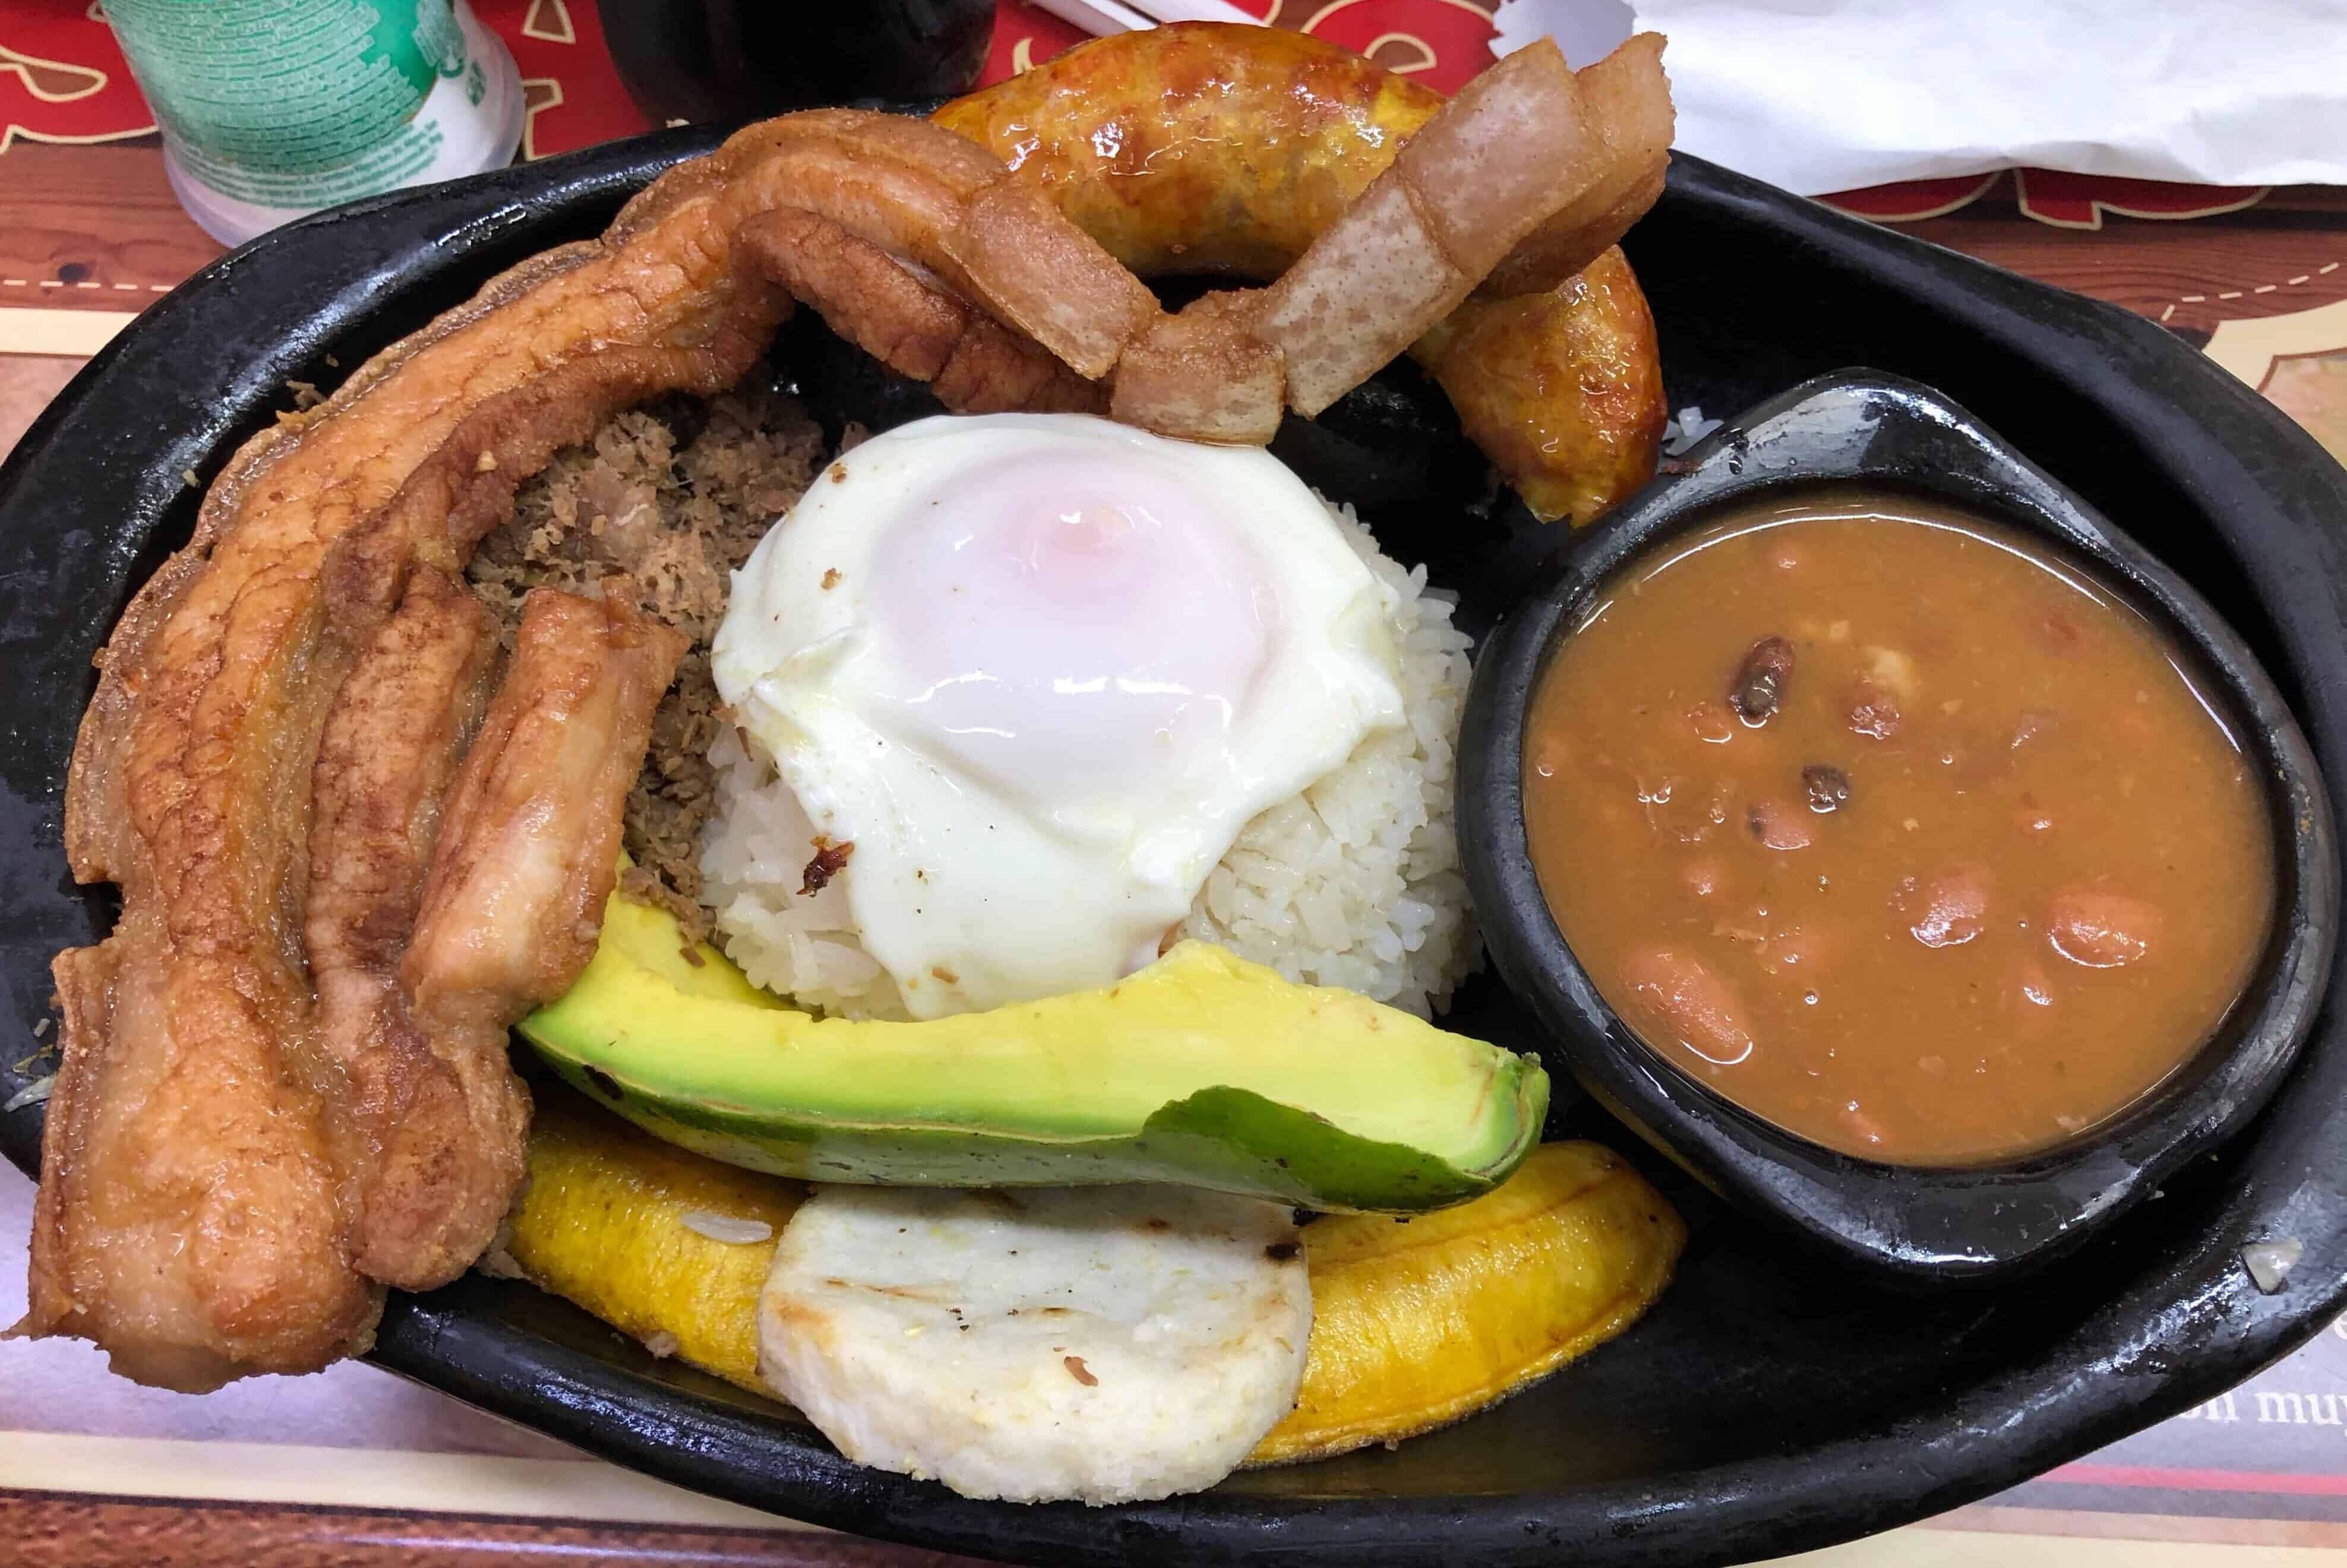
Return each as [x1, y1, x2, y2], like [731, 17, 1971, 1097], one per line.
[1253, 1140, 1684, 1464]
[499, 1095, 801, 1390]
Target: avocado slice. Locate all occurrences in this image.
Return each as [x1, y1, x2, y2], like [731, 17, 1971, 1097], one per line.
[519, 895, 1547, 1213]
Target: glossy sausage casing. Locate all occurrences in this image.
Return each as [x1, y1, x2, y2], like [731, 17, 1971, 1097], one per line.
[934, 24, 1666, 523]
[1415, 246, 1665, 524]
[936, 25, 1438, 280]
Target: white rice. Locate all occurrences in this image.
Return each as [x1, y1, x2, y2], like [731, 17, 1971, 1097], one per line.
[698, 500, 1479, 1019]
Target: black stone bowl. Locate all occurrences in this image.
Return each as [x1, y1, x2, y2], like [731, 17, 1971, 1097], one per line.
[1458, 370, 2339, 1282]
[5, 128, 2347, 1568]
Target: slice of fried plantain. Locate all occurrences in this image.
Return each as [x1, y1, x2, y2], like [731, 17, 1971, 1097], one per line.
[498, 1095, 799, 1390]
[1252, 1140, 1684, 1465]
[499, 1093, 1682, 1462]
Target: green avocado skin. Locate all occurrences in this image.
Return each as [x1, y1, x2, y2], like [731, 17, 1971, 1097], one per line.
[516, 906, 1549, 1214]
[525, 1054, 1549, 1213]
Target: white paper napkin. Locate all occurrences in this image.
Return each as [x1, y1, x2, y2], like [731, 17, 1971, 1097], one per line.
[1496, 0, 2347, 194]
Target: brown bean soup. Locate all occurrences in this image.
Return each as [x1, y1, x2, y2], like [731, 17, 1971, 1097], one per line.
[1524, 488, 2276, 1165]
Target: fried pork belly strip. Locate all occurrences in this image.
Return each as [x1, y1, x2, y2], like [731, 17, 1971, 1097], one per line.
[405, 588, 686, 1020]
[308, 583, 680, 1294]
[30, 919, 383, 1392]
[735, 208, 1105, 416]
[306, 568, 507, 1291]
[34, 116, 930, 1383]
[59, 239, 608, 884]
[1109, 293, 1290, 446]
[642, 113, 1160, 384]
[1252, 40, 1596, 416]
[1480, 36, 1676, 299]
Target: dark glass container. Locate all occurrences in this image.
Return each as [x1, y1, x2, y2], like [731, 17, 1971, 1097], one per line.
[602, 0, 995, 123]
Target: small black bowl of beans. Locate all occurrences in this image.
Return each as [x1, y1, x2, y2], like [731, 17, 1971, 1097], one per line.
[1458, 369, 2339, 1282]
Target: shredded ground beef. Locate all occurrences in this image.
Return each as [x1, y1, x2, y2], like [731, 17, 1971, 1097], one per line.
[466, 377, 829, 941]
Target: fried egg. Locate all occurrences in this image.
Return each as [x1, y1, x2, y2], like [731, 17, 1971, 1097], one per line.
[757, 1183, 1310, 1504]
[711, 413, 1405, 1019]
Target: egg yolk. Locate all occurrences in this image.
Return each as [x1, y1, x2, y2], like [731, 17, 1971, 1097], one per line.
[874, 450, 1280, 820]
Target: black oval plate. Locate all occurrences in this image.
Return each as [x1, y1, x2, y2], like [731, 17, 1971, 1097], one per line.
[5, 129, 2347, 1568]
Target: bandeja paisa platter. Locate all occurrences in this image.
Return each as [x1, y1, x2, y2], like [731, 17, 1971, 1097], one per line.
[2, 23, 2345, 1568]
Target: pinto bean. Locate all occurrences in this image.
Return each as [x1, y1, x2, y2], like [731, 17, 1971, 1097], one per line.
[1900, 865, 1992, 949]
[1848, 680, 1902, 740]
[1621, 947, 1756, 1066]
[2047, 890, 2161, 969]
[1845, 647, 1917, 741]
[1728, 637, 1795, 726]
[1862, 646, 1920, 701]
[1802, 764, 1851, 814]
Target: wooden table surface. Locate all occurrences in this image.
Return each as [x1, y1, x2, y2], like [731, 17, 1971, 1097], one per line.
[6, 4, 2347, 1565]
